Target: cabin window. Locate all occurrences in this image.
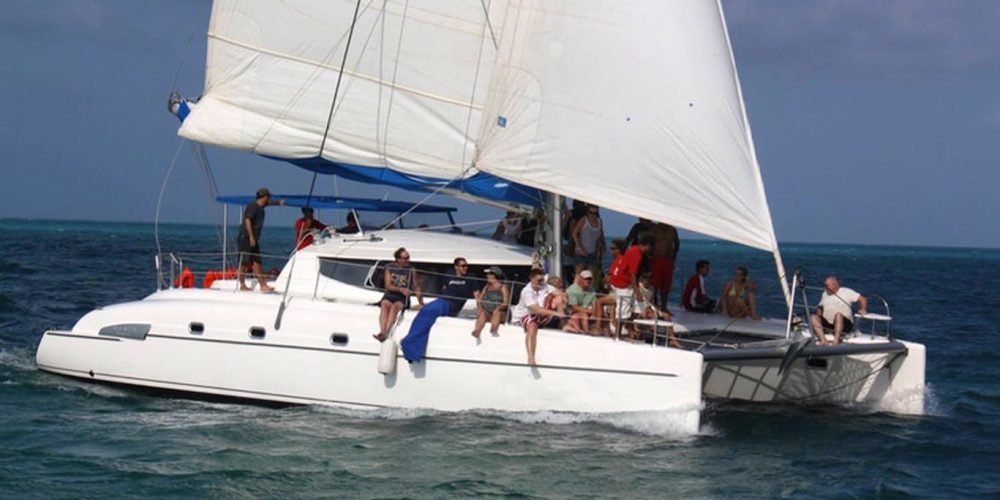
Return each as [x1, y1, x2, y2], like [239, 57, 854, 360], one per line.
[318, 258, 378, 288]
[330, 333, 349, 345]
[98, 323, 150, 340]
[249, 326, 266, 339]
[189, 322, 205, 335]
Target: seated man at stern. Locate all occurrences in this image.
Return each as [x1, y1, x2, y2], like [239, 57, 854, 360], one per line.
[810, 276, 868, 345]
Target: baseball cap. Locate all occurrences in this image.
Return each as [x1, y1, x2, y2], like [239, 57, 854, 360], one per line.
[580, 270, 594, 279]
[485, 265, 504, 278]
[256, 187, 272, 198]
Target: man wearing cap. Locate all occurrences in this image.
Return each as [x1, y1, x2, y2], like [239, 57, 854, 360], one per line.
[238, 188, 285, 292]
[565, 269, 600, 334]
[294, 207, 326, 251]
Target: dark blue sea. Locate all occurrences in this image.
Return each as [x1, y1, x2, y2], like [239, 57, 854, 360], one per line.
[1, 219, 998, 498]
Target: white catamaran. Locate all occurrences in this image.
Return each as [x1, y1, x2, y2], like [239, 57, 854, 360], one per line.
[36, 1, 925, 430]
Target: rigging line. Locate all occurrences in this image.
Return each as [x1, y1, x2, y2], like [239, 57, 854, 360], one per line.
[247, 0, 377, 154]
[458, 0, 491, 172]
[375, 0, 387, 163]
[155, 139, 188, 289]
[380, 0, 411, 163]
[318, 0, 364, 159]
[326, 0, 389, 127]
[479, 0, 499, 50]
[188, 142, 225, 248]
[304, 171, 320, 209]
[378, 167, 473, 231]
[169, 1, 210, 94]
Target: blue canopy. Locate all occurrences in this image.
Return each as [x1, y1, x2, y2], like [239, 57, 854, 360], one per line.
[282, 157, 542, 209]
[216, 195, 456, 213]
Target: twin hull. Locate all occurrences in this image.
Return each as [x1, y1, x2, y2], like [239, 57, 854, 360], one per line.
[36, 289, 704, 432]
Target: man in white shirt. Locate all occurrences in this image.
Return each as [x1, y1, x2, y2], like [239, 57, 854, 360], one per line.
[512, 269, 563, 366]
[810, 276, 868, 345]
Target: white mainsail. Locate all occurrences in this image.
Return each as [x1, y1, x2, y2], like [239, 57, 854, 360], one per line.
[475, 0, 780, 254]
[179, 0, 506, 180]
[179, 0, 788, 294]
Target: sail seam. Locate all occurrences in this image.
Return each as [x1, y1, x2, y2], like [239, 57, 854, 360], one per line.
[208, 32, 485, 111]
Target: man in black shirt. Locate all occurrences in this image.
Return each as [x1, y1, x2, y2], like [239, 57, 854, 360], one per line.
[400, 257, 478, 362]
[438, 257, 477, 316]
[238, 187, 285, 292]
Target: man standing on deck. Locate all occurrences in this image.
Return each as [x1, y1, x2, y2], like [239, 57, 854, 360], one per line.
[238, 188, 285, 292]
[624, 217, 654, 248]
[607, 234, 653, 337]
[648, 222, 679, 309]
[810, 276, 868, 345]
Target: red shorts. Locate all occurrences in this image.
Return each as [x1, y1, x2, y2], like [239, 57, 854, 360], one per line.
[651, 257, 675, 294]
[520, 314, 554, 330]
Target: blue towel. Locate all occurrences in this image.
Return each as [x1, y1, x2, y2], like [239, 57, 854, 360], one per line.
[400, 299, 451, 363]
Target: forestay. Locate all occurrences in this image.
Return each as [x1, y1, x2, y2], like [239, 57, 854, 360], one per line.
[178, 0, 540, 206]
[474, 0, 779, 253]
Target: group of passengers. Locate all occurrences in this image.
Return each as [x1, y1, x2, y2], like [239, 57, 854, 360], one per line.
[241, 190, 869, 365]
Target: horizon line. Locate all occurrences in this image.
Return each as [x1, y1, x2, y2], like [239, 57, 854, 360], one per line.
[2, 216, 997, 252]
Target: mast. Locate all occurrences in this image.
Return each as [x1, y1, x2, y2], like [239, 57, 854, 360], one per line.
[545, 193, 563, 275]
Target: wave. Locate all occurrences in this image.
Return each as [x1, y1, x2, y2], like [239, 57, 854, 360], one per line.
[311, 403, 705, 438]
[0, 346, 36, 372]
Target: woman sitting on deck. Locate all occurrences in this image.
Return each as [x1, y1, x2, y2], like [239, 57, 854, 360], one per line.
[718, 266, 760, 320]
[471, 266, 510, 338]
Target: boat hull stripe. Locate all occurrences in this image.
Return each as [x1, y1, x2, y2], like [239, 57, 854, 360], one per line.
[43, 331, 679, 378]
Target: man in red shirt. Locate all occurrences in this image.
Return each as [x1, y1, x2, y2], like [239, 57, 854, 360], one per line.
[682, 260, 715, 313]
[607, 234, 653, 337]
[294, 207, 326, 251]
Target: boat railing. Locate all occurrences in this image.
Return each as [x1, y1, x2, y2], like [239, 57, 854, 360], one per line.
[155, 250, 801, 348]
[155, 251, 290, 291]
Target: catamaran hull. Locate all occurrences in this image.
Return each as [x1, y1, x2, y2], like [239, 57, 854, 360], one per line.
[36, 290, 704, 432]
[701, 340, 926, 414]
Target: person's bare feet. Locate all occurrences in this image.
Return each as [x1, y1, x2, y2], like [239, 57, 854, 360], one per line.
[239, 285, 252, 291]
[527, 356, 536, 366]
[471, 330, 481, 339]
[373, 332, 387, 342]
[259, 285, 275, 293]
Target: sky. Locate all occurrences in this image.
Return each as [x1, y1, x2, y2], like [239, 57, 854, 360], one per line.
[1, 0, 998, 249]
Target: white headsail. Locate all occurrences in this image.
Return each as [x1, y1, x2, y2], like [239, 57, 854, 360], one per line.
[178, 0, 506, 180]
[475, 0, 780, 254]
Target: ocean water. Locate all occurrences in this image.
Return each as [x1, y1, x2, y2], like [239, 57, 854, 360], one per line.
[1, 219, 998, 498]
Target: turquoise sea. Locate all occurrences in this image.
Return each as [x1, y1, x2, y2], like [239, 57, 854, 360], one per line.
[1, 219, 998, 498]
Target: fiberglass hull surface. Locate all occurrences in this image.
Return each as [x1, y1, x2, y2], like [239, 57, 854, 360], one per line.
[35, 289, 704, 432]
[700, 339, 925, 414]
